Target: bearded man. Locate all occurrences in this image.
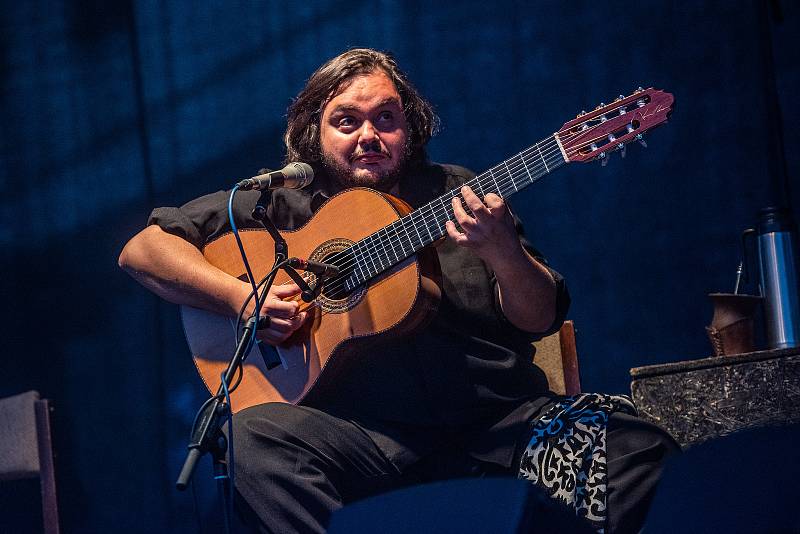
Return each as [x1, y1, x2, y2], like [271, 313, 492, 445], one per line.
[119, 48, 676, 533]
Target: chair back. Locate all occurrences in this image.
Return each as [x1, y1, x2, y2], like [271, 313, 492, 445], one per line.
[0, 390, 60, 534]
[532, 321, 581, 396]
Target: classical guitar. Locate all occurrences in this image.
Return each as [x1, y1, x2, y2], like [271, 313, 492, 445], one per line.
[182, 88, 674, 412]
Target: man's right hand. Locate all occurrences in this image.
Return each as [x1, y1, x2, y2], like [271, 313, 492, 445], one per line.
[253, 283, 308, 345]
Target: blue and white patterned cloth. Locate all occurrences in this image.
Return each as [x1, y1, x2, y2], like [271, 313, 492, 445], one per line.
[517, 393, 637, 532]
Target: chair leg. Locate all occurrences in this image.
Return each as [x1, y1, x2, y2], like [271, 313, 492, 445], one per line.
[35, 399, 60, 534]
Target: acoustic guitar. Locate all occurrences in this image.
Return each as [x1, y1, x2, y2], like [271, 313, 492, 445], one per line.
[182, 88, 674, 412]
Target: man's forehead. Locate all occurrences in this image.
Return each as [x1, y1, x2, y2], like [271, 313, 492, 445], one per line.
[322, 72, 402, 114]
[327, 97, 402, 114]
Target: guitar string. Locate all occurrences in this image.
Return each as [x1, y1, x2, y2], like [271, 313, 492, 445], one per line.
[311, 139, 566, 297]
[285, 144, 565, 316]
[315, 139, 567, 295]
[331, 110, 647, 282]
[285, 111, 643, 299]
[315, 114, 644, 299]
[283, 124, 632, 314]
[258, 106, 649, 319]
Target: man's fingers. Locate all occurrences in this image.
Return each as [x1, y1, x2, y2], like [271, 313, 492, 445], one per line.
[259, 298, 297, 318]
[451, 196, 476, 231]
[484, 193, 505, 210]
[271, 283, 302, 298]
[257, 311, 307, 344]
[461, 186, 489, 219]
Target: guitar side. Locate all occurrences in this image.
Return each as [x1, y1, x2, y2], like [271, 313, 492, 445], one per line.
[181, 188, 441, 412]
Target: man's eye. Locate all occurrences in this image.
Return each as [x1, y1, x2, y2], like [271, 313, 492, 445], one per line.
[377, 111, 393, 122]
[338, 117, 356, 128]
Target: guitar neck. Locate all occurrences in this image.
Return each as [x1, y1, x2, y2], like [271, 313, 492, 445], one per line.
[344, 134, 567, 287]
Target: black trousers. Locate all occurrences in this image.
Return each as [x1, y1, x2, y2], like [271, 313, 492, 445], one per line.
[231, 402, 678, 534]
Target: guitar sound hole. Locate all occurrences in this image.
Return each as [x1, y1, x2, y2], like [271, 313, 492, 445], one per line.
[318, 250, 355, 301]
[308, 240, 367, 313]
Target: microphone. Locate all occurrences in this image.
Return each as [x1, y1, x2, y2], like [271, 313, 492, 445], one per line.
[237, 162, 314, 191]
[288, 257, 340, 278]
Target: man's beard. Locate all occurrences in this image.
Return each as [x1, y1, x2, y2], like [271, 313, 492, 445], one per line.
[320, 141, 411, 193]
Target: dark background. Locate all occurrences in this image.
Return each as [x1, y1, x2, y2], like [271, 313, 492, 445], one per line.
[1, 1, 797, 532]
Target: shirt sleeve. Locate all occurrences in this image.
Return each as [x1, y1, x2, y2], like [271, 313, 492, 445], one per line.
[440, 164, 570, 341]
[491, 215, 571, 340]
[147, 189, 260, 249]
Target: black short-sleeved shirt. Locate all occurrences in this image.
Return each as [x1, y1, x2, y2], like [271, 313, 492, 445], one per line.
[149, 162, 570, 469]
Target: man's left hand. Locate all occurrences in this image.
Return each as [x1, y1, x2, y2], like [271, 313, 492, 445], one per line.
[445, 185, 520, 264]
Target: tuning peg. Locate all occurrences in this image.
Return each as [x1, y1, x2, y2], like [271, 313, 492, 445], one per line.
[616, 94, 625, 101]
[636, 133, 647, 148]
[618, 143, 626, 158]
[634, 86, 643, 93]
[600, 152, 609, 167]
[577, 110, 586, 118]
[595, 102, 605, 110]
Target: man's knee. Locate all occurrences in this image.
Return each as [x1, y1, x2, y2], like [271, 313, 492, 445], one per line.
[607, 412, 680, 462]
[233, 402, 306, 444]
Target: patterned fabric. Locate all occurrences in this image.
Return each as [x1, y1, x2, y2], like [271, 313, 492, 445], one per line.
[517, 393, 637, 532]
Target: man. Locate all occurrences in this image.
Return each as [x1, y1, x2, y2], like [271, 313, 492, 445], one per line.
[119, 48, 675, 533]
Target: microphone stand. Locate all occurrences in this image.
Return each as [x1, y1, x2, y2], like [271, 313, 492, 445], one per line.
[175, 188, 324, 507]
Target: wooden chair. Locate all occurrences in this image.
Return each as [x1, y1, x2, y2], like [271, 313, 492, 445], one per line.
[532, 320, 581, 396]
[0, 390, 60, 534]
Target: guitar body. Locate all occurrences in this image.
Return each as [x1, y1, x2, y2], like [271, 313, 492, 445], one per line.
[181, 188, 442, 412]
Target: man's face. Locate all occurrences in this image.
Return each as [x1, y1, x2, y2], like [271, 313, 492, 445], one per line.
[319, 70, 409, 191]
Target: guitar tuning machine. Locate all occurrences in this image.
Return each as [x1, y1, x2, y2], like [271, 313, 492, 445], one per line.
[577, 110, 586, 118]
[636, 133, 647, 148]
[595, 102, 605, 110]
[600, 151, 609, 167]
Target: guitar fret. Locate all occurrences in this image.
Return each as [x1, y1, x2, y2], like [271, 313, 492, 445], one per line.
[351, 244, 366, 285]
[365, 235, 381, 274]
[409, 213, 424, 247]
[400, 218, 417, 252]
[392, 221, 408, 259]
[489, 168, 501, 194]
[423, 204, 437, 242]
[384, 227, 399, 263]
[536, 141, 550, 173]
[438, 196, 449, 234]
[502, 160, 517, 192]
[520, 153, 532, 181]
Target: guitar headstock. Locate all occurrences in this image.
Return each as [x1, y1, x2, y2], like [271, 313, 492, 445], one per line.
[557, 87, 674, 164]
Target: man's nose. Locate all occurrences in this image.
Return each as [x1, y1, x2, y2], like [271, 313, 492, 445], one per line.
[358, 121, 378, 143]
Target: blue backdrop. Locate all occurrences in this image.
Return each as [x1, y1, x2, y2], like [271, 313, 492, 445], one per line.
[1, 1, 797, 531]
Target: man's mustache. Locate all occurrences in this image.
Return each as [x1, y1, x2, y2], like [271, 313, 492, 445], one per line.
[351, 141, 389, 160]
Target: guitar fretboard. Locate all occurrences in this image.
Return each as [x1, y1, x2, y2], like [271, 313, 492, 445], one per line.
[334, 135, 567, 294]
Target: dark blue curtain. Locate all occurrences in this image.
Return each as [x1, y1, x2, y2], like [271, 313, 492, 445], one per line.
[1, 1, 797, 531]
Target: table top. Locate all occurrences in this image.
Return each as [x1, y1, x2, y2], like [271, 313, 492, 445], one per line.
[630, 346, 800, 379]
